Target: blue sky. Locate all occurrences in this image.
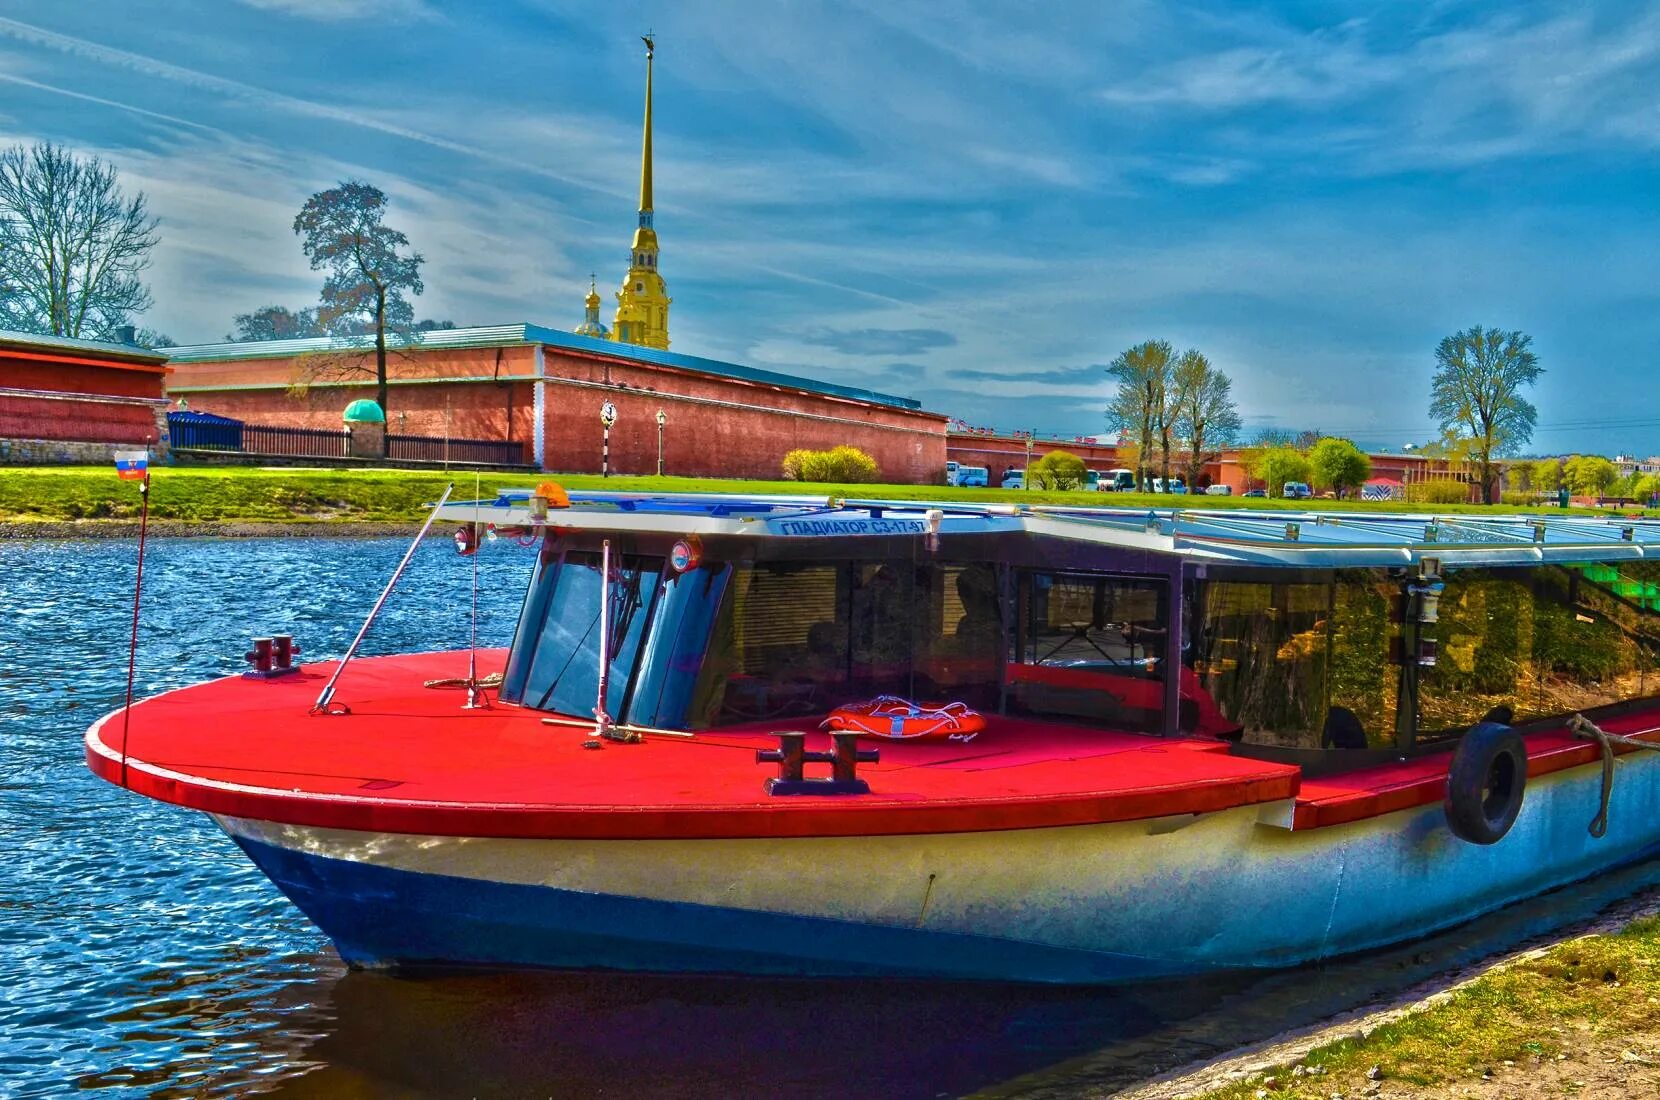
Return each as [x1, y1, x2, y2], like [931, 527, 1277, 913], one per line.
[3, 1, 1658, 455]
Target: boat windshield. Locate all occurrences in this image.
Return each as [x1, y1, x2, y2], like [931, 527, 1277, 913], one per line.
[689, 560, 1005, 727]
[501, 549, 664, 718]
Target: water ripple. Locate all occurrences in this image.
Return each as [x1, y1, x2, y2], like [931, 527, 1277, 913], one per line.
[0, 537, 530, 1098]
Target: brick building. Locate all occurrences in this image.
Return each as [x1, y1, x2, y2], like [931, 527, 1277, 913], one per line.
[164, 324, 948, 482]
[0, 328, 171, 465]
[945, 429, 1478, 498]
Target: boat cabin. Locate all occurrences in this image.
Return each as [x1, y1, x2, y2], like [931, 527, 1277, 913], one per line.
[462, 493, 1660, 772]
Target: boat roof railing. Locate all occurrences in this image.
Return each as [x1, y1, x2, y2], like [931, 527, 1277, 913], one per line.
[441, 491, 1659, 567]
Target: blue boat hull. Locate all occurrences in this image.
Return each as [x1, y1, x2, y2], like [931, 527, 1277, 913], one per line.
[235, 835, 1193, 983]
[220, 750, 1660, 984]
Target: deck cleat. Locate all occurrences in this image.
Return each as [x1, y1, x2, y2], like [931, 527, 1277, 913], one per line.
[242, 634, 301, 679]
[756, 730, 878, 795]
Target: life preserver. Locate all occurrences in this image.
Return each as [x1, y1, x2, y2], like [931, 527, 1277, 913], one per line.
[454, 524, 479, 556]
[824, 696, 986, 741]
[1444, 721, 1527, 845]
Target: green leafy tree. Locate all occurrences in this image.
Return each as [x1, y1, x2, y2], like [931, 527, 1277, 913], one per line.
[1172, 349, 1242, 490]
[1028, 449, 1088, 490]
[1107, 340, 1174, 492]
[1308, 437, 1372, 498]
[1563, 454, 1618, 497]
[293, 181, 425, 434]
[1531, 458, 1563, 493]
[0, 141, 158, 339]
[1429, 326, 1543, 504]
[1251, 446, 1312, 496]
[1506, 462, 1532, 493]
[1635, 473, 1660, 503]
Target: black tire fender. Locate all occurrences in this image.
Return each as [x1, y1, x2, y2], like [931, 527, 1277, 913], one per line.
[1444, 721, 1528, 845]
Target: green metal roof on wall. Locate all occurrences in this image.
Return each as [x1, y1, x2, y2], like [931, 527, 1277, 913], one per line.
[0, 328, 170, 363]
[163, 323, 929, 413]
[342, 398, 385, 423]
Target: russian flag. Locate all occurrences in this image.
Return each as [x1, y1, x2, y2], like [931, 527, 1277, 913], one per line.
[113, 450, 150, 480]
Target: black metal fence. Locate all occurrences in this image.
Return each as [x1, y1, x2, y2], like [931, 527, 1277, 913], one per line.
[240, 423, 352, 458]
[168, 411, 530, 466]
[387, 433, 528, 466]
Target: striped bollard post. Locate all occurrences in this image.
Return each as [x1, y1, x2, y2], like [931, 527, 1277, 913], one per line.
[600, 400, 617, 478]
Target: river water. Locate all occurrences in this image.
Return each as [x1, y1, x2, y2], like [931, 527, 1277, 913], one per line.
[3, 536, 1660, 1099]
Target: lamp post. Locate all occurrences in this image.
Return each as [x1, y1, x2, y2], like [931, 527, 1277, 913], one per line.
[655, 409, 667, 476]
[1024, 432, 1034, 490]
[600, 400, 618, 477]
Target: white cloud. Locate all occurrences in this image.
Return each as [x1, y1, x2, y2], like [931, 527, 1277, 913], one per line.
[232, 0, 437, 22]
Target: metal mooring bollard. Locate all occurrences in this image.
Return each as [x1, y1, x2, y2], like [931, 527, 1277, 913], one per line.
[244, 634, 302, 679]
[757, 730, 877, 796]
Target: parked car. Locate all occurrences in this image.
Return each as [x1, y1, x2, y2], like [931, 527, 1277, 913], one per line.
[1103, 469, 1137, 492]
[1243, 488, 1268, 498]
[956, 466, 989, 487]
[1153, 478, 1188, 494]
[1283, 481, 1313, 499]
[1204, 484, 1233, 496]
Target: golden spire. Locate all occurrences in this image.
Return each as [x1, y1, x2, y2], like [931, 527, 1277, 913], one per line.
[585, 274, 600, 310]
[607, 35, 671, 350]
[639, 35, 654, 216]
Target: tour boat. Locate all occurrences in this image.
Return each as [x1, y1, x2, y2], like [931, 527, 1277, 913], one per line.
[86, 492, 1660, 983]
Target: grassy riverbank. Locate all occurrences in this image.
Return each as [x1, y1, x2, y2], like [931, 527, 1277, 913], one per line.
[1186, 916, 1660, 1099]
[2, 466, 1654, 526]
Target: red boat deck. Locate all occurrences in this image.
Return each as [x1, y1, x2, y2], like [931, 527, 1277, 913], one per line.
[85, 651, 1660, 840]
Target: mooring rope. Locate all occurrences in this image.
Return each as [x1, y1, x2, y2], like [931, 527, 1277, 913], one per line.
[423, 672, 504, 689]
[1568, 714, 1660, 839]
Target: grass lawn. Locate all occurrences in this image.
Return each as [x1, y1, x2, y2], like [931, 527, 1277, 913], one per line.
[1188, 916, 1660, 1098]
[1, 465, 1653, 524]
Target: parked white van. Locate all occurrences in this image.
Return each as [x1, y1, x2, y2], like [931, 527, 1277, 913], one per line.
[1103, 469, 1136, 492]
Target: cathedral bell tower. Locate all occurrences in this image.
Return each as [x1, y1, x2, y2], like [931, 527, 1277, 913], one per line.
[608, 35, 671, 350]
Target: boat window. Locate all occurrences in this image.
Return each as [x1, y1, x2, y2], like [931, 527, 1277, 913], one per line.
[507, 550, 664, 719]
[1008, 571, 1168, 734]
[689, 560, 1002, 728]
[1417, 564, 1660, 740]
[1191, 570, 1400, 749]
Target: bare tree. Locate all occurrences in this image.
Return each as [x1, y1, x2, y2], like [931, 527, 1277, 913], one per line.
[1429, 326, 1543, 504]
[229, 305, 324, 342]
[1107, 340, 1174, 491]
[1171, 349, 1242, 490]
[0, 142, 158, 339]
[292, 181, 424, 434]
[1251, 427, 1295, 447]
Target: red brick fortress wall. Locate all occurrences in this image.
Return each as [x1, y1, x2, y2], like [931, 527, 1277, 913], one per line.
[0, 344, 169, 461]
[537, 347, 943, 481]
[168, 340, 948, 482]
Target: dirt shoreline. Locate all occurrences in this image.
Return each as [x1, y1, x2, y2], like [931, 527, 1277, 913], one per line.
[0, 520, 425, 539]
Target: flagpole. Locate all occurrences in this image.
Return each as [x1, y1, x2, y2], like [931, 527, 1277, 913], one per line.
[119, 470, 151, 788]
